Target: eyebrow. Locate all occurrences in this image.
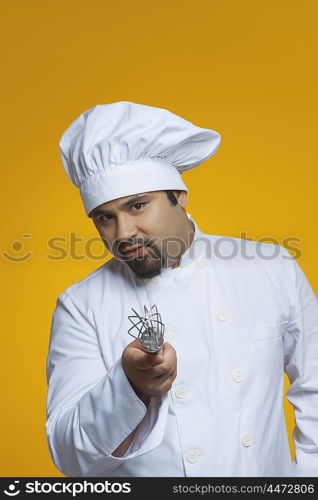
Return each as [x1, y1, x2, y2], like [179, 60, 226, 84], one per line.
[90, 194, 152, 218]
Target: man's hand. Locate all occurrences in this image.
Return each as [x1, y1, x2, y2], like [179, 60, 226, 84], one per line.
[121, 340, 177, 406]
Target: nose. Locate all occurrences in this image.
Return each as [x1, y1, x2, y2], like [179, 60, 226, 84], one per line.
[115, 213, 138, 246]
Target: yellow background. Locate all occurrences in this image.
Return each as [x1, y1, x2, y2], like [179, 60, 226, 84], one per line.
[1, 0, 317, 476]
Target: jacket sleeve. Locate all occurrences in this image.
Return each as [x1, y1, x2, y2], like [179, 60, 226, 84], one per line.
[281, 246, 318, 477]
[45, 292, 169, 477]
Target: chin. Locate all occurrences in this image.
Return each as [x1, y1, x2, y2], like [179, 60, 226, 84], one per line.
[126, 260, 162, 280]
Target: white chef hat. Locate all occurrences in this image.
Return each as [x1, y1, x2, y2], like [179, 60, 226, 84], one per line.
[59, 101, 221, 217]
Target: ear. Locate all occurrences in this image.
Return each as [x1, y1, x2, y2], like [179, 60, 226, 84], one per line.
[173, 190, 188, 209]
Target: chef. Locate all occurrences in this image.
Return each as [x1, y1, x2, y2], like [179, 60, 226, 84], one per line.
[46, 101, 318, 477]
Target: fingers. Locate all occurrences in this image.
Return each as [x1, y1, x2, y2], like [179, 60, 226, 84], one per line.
[126, 342, 164, 369]
[152, 361, 177, 381]
[131, 341, 176, 371]
[122, 340, 177, 399]
[161, 342, 176, 364]
[126, 339, 145, 352]
[145, 369, 178, 397]
[151, 354, 177, 378]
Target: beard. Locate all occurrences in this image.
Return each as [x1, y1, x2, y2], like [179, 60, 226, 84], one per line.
[121, 240, 165, 279]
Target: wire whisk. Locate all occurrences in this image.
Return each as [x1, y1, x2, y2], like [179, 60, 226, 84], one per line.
[128, 304, 165, 353]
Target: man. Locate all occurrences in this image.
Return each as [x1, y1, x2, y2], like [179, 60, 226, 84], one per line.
[46, 101, 318, 477]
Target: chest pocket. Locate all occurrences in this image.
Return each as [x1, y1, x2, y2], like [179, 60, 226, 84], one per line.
[248, 321, 288, 340]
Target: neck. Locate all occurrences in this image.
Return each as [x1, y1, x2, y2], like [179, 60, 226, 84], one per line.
[170, 217, 195, 269]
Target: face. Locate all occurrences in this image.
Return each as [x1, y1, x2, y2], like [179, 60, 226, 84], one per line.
[90, 190, 192, 279]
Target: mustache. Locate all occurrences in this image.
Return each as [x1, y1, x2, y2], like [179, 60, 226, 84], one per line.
[117, 237, 159, 256]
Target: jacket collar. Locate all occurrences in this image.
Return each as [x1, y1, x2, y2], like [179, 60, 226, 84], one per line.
[178, 213, 205, 267]
[158, 212, 206, 276]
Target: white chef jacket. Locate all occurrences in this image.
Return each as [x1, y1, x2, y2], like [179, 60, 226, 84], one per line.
[46, 214, 318, 477]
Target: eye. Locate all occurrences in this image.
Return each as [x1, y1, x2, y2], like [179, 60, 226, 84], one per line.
[131, 202, 146, 211]
[97, 202, 146, 223]
[99, 214, 112, 222]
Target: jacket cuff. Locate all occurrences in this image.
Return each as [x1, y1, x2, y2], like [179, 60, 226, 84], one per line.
[79, 357, 169, 465]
